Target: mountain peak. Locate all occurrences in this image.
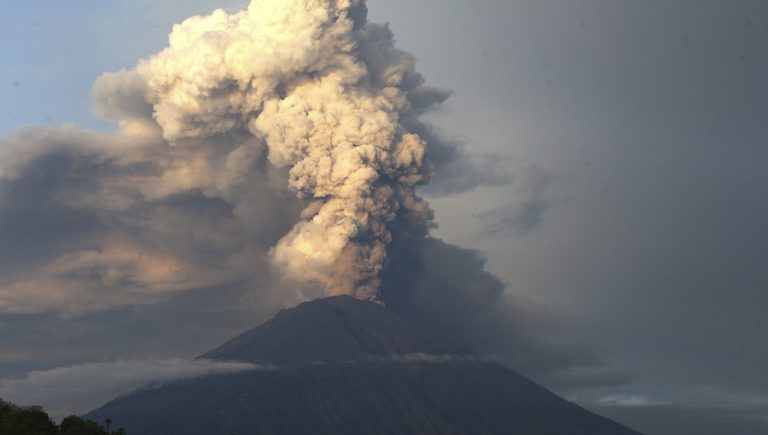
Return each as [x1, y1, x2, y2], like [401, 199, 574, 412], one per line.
[200, 295, 470, 365]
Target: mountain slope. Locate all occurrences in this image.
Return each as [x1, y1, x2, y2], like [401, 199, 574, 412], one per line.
[201, 295, 471, 365]
[85, 296, 640, 435]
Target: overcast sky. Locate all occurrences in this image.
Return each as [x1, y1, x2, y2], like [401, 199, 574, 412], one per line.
[2, 1, 768, 434]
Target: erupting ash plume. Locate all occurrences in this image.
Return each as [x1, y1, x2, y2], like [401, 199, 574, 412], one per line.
[114, 0, 443, 298]
[1, 0, 510, 316]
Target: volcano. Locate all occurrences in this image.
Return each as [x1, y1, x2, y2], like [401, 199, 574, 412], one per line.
[85, 296, 640, 434]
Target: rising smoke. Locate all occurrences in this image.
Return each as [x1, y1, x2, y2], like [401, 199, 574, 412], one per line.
[97, 0, 445, 299]
[0, 0, 521, 320]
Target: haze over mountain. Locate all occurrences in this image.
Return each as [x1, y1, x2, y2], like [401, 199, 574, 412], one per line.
[85, 296, 640, 435]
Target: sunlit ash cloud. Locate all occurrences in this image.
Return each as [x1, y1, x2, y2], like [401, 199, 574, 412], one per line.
[0, 0, 516, 314]
[98, 0, 444, 299]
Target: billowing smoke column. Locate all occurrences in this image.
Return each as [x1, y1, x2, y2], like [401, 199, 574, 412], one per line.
[119, 0, 444, 298]
[116, 0, 443, 298]
[1, 0, 517, 318]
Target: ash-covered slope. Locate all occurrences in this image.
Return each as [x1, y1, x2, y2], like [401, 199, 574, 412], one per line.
[85, 296, 640, 435]
[201, 295, 471, 365]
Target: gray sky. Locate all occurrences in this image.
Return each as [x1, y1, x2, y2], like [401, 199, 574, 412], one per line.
[2, 1, 768, 433]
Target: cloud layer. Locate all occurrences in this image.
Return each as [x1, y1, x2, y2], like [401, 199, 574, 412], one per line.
[0, 359, 260, 420]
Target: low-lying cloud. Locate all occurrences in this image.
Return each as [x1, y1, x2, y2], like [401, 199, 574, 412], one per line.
[0, 359, 261, 420]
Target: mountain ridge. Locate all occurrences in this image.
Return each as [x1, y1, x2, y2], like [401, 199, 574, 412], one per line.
[86, 295, 641, 435]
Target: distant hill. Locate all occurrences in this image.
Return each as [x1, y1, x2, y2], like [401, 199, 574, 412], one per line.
[85, 296, 641, 435]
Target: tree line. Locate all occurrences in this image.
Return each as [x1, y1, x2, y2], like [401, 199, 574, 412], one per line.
[0, 398, 126, 435]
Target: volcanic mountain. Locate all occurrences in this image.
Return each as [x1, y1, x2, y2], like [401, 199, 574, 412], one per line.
[85, 296, 640, 434]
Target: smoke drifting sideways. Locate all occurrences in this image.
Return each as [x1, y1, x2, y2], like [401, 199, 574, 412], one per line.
[0, 0, 574, 375]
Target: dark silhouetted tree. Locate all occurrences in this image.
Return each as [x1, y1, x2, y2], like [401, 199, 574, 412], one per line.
[0, 399, 57, 435]
[1, 399, 126, 435]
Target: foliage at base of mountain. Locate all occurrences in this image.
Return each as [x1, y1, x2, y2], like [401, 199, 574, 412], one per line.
[0, 398, 125, 435]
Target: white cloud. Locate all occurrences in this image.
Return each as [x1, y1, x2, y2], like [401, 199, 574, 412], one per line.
[0, 359, 263, 420]
[593, 393, 659, 407]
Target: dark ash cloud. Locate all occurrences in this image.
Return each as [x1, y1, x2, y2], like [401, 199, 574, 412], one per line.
[475, 164, 551, 238]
